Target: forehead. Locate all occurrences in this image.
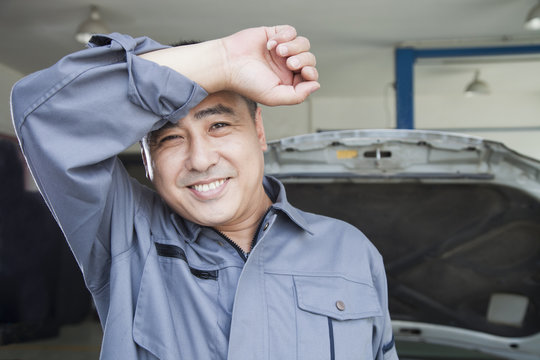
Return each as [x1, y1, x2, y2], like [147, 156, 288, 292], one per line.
[145, 91, 251, 145]
[169, 91, 249, 127]
[190, 91, 248, 115]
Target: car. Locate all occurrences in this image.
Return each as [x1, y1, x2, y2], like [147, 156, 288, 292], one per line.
[263, 129, 540, 360]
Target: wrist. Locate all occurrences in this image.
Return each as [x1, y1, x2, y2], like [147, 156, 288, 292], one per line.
[138, 38, 228, 94]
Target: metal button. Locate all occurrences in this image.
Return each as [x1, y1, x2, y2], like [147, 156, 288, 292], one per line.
[336, 300, 345, 311]
[263, 222, 269, 230]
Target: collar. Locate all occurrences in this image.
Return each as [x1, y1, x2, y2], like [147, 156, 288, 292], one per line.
[170, 213, 202, 244]
[263, 176, 313, 235]
[170, 176, 313, 243]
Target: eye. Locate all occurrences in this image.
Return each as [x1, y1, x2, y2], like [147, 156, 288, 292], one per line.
[211, 122, 229, 130]
[158, 134, 183, 144]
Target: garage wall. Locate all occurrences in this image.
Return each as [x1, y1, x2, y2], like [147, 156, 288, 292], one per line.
[262, 56, 540, 161]
[0, 64, 23, 136]
[262, 95, 396, 139]
[416, 93, 540, 160]
[263, 94, 540, 161]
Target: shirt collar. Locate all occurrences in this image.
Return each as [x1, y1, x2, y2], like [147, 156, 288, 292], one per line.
[263, 176, 313, 234]
[170, 211, 203, 244]
[170, 175, 313, 243]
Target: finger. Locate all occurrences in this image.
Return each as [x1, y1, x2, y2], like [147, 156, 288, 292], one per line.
[266, 25, 297, 50]
[276, 36, 311, 57]
[294, 81, 320, 102]
[292, 73, 304, 88]
[286, 52, 317, 72]
[301, 66, 319, 82]
[262, 81, 320, 106]
[291, 68, 318, 87]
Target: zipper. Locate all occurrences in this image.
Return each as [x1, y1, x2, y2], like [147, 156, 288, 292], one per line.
[212, 229, 249, 262]
[328, 317, 335, 360]
[211, 208, 273, 263]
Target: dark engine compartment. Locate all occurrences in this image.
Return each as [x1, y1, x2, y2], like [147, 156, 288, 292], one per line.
[282, 181, 540, 338]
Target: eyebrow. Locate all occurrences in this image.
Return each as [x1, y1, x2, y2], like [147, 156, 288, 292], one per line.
[194, 104, 236, 120]
[148, 103, 237, 147]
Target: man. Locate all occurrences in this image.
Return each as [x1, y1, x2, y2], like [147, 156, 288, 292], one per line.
[11, 25, 398, 359]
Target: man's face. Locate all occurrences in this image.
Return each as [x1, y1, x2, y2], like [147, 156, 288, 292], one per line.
[143, 91, 268, 229]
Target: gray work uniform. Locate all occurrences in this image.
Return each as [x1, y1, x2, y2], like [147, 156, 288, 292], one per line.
[11, 33, 398, 360]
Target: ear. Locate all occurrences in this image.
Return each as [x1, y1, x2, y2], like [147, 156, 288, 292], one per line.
[254, 107, 267, 151]
[140, 140, 154, 181]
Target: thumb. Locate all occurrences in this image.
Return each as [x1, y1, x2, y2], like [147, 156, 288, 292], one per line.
[261, 81, 320, 106]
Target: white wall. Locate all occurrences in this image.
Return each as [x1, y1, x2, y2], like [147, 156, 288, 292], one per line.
[262, 95, 396, 141]
[261, 57, 540, 161]
[0, 63, 23, 136]
[414, 59, 540, 160]
[263, 94, 540, 161]
[415, 93, 540, 160]
[259, 102, 311, 140]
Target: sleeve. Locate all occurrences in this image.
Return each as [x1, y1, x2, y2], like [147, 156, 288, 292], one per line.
[372, 252, 399, 360]
[10, 33, 208, 290]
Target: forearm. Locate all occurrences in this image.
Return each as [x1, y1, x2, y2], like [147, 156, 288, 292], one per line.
[139, 38, 228, 94]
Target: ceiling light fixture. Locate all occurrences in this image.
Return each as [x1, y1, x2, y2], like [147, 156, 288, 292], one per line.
[75, 5, 110, 44]
[525, 1, 540, 30]
[464, 70, 490, 97]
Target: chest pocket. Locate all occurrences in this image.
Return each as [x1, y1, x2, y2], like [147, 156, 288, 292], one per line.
[294, 275, 382, 360]
[154, 243, 218, 280]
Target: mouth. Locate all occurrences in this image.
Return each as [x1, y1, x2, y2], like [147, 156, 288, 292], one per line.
[189, 178, 228, 193]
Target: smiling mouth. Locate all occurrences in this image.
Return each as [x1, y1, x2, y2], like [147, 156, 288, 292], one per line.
[190, 178, 227, 193]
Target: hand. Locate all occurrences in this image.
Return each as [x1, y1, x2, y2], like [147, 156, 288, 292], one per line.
[221, 25, 320, 106]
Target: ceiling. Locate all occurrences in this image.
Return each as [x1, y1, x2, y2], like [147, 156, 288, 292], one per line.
[3, 0, 540, 98]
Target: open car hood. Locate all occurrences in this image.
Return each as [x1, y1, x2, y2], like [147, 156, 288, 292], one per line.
[264, 129, 540, 360]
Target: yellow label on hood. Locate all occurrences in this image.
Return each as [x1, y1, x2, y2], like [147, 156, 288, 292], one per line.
[336, 150, 358, 159]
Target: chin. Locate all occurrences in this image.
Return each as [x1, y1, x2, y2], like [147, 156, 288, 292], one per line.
[186, 211, 234, 228]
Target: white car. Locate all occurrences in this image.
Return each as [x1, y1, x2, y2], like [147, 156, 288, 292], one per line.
[264, 129, 540, 360]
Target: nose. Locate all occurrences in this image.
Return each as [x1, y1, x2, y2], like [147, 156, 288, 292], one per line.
[184, 134, 219, 172]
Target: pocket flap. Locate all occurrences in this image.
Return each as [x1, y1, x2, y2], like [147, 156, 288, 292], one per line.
[294, 275, 382, 321]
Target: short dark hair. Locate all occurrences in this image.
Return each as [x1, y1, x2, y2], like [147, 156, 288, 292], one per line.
[241, 95, 257, 120]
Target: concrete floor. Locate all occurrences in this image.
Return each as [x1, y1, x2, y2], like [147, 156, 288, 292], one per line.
[0, 318, 102, 360]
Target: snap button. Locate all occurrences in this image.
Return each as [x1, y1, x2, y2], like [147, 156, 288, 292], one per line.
[336, 300, 345, 311]
[263, 222, 269, 231]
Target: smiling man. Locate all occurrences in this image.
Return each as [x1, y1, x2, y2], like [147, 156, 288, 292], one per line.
[142, 92, 272, 254]
[11, 26, 398, 359]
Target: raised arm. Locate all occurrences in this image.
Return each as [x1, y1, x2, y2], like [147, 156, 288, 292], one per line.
[139, 25, 319, 105]
[11, 33, 206, 288]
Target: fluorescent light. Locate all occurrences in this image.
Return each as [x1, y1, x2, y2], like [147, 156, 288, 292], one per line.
[75, 5, 110, 44]
[464, 70, 490, 97]
[525, 1, 540, 30]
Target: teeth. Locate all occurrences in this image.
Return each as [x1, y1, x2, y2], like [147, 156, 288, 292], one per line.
[192, 179, 225, 193]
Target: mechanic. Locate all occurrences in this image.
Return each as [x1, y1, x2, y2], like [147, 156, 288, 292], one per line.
[11, 25, 398, 359]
